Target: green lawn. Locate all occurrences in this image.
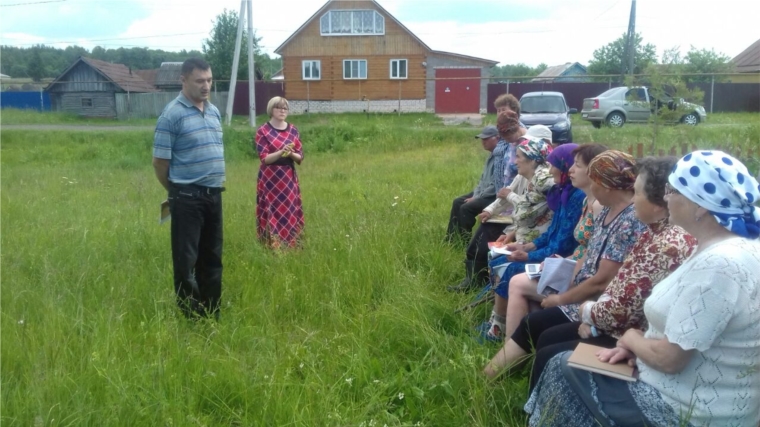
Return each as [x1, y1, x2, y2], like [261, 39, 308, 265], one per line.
[1, 113, 758, 426]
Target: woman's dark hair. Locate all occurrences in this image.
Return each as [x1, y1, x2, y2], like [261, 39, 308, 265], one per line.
[572, 144, 608, 166]
[637, 156, 678, 208]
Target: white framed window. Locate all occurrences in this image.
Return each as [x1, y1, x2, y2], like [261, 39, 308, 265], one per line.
[343, 59, 367, 79]
[390, 59, 407, 79]
[302, 60, 321, 80]
[320, 10, 384, 35]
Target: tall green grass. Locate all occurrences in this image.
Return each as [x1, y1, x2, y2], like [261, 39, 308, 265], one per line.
[1, 115, 757, 426]
[1, 124, 526, 426]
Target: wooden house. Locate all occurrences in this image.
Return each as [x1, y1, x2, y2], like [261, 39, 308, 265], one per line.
[46, 56, 157, 118]
[274, 0, 498, 114]
[731, 38, 760, 83]
[531, 62, 589, 83]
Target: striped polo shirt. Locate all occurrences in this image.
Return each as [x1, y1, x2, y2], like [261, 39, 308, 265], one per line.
[153, 92, 225, 187]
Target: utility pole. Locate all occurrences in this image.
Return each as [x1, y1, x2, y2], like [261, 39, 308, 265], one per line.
[225, 0, 246, 126]
[623, 0, 637, 77]
[246, 0, 256, 127]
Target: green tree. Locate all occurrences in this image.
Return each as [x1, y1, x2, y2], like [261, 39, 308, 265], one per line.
[683, 47, 732, 82]
[27, 47, 45, 81]
[202, 9, 265, 86]
[587, 32, 657, 78]
[490, 63, 547, 82]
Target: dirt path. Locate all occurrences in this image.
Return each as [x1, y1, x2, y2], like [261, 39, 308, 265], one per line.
[2, 124, 155, 132]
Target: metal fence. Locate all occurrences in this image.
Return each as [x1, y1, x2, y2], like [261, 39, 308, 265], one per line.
[114, 81, 284, 120]
[0, 91, 51, 111]
[486, 81, 760, 114]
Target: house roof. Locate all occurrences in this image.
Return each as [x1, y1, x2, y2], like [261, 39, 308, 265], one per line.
[535, 62, 586, 78]
[732, 38, 760, 73]
[275, 0, 431, 55]
[429, 50, 499, 67]
[46, 57, 158, 92]
[134, 68, 159, 87]
[156, 62, 183, 87]
[0, 73, 10, 79]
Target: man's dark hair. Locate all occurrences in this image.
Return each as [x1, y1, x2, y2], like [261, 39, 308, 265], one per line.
[181, 58, 210, 77]
[572, 143, 608, 166]
[637, 156, 678, 208]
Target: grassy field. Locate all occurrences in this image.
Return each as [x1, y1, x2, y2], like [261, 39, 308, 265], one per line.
[1, 112, 758, 426]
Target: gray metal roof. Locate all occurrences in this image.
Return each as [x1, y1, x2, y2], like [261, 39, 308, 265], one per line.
[155, 62, 183, 87]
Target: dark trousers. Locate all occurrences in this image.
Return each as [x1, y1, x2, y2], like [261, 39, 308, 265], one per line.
[530, 321, 618, 392]
[446, 192, 495, 243]
[169, 184, 223, 319]
[466, 222, 505, 265]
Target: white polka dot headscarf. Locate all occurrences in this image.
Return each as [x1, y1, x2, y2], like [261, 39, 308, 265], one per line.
[669, 150, 760, 239]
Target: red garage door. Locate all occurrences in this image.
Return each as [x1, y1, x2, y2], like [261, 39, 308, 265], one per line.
[435, 68, 480, 114]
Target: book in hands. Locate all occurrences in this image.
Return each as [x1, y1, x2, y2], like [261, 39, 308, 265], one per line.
[486, 214, 513, 224]
[160, 200, 170, 225]
[536, 257, 576, 295]
[566, 343, 637, 382]
[488, 242, 512, 255]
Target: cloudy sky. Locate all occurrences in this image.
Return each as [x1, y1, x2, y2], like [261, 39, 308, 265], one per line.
[1, 0, 758, 67]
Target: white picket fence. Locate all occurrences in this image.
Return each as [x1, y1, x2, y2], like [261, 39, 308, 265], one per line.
[115, 92, 229, 120]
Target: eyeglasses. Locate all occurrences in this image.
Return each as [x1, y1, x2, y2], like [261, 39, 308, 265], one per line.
[275, 106, 289, 111]
[664, 183, 681, 196]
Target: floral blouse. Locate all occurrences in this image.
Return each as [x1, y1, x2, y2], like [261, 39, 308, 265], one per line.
[582, 220, 697, 338]
[570, 199, 595, 261]
[484, 164, 555, 243]
[559, 204, 647, 322]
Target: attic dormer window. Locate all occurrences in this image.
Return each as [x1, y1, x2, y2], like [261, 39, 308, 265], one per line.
[320, 10, 384, 35]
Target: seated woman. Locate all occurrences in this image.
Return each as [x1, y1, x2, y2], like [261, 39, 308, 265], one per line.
[483, 150, 647, 377]
[477, 143, 585, 341]
[448, 111, 527, 292]
[500, 144, 607, 341]
[527, 156, 697, 392]
[449, 133, 554, 293]
[525, 151, 760, 427]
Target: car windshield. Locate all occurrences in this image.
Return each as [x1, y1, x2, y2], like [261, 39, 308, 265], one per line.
[521, 96, 566, 114]
[598, 87, 625, 97]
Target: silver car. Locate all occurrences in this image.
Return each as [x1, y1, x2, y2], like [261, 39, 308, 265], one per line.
[581, 86, 706, 128]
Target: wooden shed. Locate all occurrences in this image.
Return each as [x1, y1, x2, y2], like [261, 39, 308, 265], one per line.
[46, 56, 157, 118]
[274, 0, 498, 113]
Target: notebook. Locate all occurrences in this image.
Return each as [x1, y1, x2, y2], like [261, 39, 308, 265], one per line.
[566, 343, 637, 382]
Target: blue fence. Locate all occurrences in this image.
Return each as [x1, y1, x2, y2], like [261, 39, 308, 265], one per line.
[0, 91, 51, 111]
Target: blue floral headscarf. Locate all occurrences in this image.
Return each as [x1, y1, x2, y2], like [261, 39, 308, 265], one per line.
[669, 150, 760, 239]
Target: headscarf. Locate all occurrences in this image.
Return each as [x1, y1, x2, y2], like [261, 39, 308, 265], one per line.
[517, 137, 553, 164]
[669, 150, 760, 239]
[588, 150, 637, 190]
[496, 110, 520, 137]
[546, 143, 578, 211]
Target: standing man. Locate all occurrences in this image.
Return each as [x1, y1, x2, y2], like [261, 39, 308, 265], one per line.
[152, 58, 225, 319]
[445, 125, 502, 244]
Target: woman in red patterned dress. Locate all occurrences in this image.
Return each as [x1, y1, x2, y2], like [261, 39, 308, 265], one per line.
[254, 97, 304, 249]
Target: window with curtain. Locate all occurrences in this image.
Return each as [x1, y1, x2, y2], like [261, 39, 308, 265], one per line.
[320, 10, 384, 35]
[302, 60, 321, 80]
[343, 59, 367, 79]
[390, 59, 407, 79]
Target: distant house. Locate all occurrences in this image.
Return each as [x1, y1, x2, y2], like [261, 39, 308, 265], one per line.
[531, 62, 589, 83]
[271, 68, 284, 81]
[731, 38, 760, 83]
[155, 62, 183, 92]
[134, 68, 159, 88]
[46, 56, 157, 118]
[0, 73, 10, 79]
[274, 0, 498, 114]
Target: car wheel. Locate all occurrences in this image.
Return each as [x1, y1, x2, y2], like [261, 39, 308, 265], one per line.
[606, 112, 625, 128]
[591, 121, 602, 129]
[681, 113, 700, 126]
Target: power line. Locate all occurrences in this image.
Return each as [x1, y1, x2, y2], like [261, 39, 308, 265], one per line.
[0, 0, 66, 6]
